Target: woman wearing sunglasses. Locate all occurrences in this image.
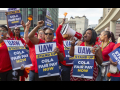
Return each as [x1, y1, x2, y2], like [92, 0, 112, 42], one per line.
[28, 20, 64, 81]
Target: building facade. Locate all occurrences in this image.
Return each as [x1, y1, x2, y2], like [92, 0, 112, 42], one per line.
[58, 15, 88, 35]
[98, 8, 111, 23]
[68, 15, 88, 34]
[88, 24, 97, 29]
[20, 8, 58, 33]
[98, 8, 120, 39]
[0, 10, 7, 25]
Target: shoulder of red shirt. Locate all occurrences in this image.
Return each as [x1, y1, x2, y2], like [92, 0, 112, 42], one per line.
[109, 42, 115, 50]
[113, 43, 120, 51]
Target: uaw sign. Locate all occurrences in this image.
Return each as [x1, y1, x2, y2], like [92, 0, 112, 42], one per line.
[7, 8, 22, 28]
[4, 40, 32, 70]
[45, 9, 54, 30]
[108, 46, 120, 71]
[35, 42, 59, 78]
[63, 40, 74, 65]
[72, 46, 95, 79]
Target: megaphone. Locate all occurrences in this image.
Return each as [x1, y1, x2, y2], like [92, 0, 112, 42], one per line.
[61, 23, 82, 40]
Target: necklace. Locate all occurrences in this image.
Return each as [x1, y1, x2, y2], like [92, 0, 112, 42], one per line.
[101, 41, 109, 51]
[0, 41, 5, 47]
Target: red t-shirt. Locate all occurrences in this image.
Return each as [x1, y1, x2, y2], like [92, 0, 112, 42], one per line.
[111, 43, 120, 77]
[102, 42, 115, 61]
[35, 39, 64, 73]
[26, 40, 36, 71]
[0, 38, 13, 73]
[10, 32, 26, 46]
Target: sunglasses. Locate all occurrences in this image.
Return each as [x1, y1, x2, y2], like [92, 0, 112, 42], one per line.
[0, 30, 7, 33]
[44, 33, 53, 35]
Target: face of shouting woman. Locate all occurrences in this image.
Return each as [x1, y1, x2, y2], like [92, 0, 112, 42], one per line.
[83, 30, 92, 42]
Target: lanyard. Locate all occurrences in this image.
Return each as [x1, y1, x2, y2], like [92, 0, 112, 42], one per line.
[101, 41, 109, 51]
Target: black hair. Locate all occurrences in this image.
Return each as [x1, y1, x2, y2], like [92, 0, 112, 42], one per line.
[83, 28, 97, 45]
[0, 25, 8, 31]
[13, 27, 21, 38]
[44, 28, 54, 35]
[104, 31, 115, 43]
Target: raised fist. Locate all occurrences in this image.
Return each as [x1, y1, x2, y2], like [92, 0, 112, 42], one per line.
[37, 20, 44, 28]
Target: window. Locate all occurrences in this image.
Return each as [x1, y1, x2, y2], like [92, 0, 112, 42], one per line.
[0, 12, 6, 20]
[33, 8, 38, 27]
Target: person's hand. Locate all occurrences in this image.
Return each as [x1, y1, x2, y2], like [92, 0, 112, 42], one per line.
[70, 36, 76, 46]
[90, 45, 100, 54]
[54, 46, 60, 54]
[37, 20, 44, 28]
[21, 65, 24, 70]
[111, 61, 118, 66]
[21, 20, 26, 28]
[25, 20, 31, 28]
[60, 18, 66, 25]
[5, 12, 8, 16]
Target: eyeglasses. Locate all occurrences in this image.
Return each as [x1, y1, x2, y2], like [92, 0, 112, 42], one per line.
[44, 33, 53, 35]
[14, 29, 20, 31]
[0, 30, 7, 33]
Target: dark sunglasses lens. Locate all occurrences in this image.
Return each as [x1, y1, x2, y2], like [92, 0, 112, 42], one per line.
[45, 33, 52, 35]
[45, 33, 48, 35]
[49, 33, 52, 35]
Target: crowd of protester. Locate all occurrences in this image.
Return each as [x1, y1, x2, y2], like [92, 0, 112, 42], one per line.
[0, 13, 120, 81]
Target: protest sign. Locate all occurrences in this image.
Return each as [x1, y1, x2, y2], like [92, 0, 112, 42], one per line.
[63, 40, 74, 65]
[35, 42, 60, 78]
[108, 46, 120, 71]
[4, 40, 32, 70]
[45, 9, 54, 30]
[7, 8, 22, 28]
[72, 46, 95, 79]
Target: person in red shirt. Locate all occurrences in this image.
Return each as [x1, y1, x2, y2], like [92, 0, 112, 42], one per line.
[109, 43, 120, 81]
[5, 12, 26, 46]
[69, 28, 103, 81]
[55, 18, 82, 81]
[24, 20, 45, 81]
[28, 20, 64, 81]
[0, 26, 24, 81]
[96, 31, 115, 81]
